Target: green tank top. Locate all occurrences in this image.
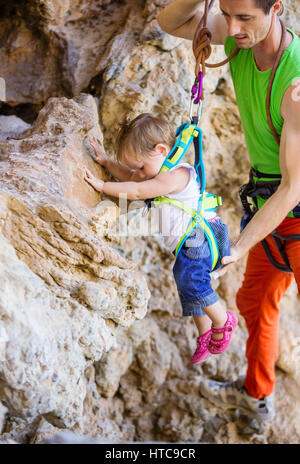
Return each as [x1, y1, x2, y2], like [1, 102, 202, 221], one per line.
[225, 29, 300, 214]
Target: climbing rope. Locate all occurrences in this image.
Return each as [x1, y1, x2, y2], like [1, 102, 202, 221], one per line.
[191, 0, 239, 100]
[266, 18, 288, 146]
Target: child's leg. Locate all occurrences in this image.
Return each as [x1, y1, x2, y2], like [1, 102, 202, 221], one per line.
[193, 314, 212, 336]
[203, 300, 227, 340]
[194, 301, 234, 341]
[205, 302, 238, 355]
[190, 314, 212, 364]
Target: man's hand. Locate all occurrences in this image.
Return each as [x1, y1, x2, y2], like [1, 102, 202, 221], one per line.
[84, 168, 104, 192]
[210, 246, 241, 279]
[89, 136, 108, 166]
[157, 0, 227, 44]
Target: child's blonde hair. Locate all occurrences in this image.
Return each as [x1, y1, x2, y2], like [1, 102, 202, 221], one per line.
[115, 113, 175, 163]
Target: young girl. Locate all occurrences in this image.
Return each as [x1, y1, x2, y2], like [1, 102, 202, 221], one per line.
[84, 113, 237, 364]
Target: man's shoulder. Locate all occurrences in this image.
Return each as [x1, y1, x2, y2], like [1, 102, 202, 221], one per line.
[284, 29, 300, 65]
[274, 30, 300, 103]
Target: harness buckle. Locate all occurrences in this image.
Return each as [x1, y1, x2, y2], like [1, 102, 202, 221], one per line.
[194, 214, 203, 225]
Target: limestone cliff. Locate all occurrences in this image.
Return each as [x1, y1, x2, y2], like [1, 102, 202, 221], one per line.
[0, 0, 299, 444]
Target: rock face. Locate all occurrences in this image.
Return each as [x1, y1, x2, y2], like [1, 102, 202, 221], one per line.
[0, 0, 133, 106]
[0, 0, 300, 445]
[0, 115, 31, 140]
[0, 93, 149, 433]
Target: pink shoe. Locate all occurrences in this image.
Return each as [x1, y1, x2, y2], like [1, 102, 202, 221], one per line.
[208, 311, 238, 355]
[190, 329, 212, 364]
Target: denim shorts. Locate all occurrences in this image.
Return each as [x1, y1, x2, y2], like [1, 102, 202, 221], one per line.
[172, 217, 231, 316]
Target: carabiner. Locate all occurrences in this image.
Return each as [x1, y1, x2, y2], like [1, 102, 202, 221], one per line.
[189, 71, 203, 123]
[189, 99, 203, 123]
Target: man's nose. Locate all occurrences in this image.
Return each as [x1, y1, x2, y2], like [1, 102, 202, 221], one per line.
[227, 19, 242, 36]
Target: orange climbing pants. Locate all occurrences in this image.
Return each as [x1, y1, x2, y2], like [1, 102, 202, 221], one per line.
[236, 217, 300, 399]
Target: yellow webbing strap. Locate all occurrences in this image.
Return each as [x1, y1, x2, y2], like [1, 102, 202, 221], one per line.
[160, 125, 199, 172]
[160, 148, 184, 172]
[203, 195, 222, 209]
[174, 220, 219, 269]
[153, 194, 221, 269]
[153, 194, 221, 217]
[153, 196, 196, 217]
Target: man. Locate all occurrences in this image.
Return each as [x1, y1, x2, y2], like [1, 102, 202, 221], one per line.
[157, 0, 300, 430]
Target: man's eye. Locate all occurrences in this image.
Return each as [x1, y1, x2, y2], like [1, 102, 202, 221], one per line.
[221, 12, 251, 21]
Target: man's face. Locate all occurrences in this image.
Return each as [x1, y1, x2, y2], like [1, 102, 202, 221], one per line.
[219, 0, 274, 49]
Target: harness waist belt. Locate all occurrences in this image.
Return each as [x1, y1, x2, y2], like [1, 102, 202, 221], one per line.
[242, 167, 300, 217]
[239, 167, 300, 274]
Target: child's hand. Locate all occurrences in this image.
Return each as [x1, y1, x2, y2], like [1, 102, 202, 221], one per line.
[89, 136, 108, 166]
[84, 168, 105, 192]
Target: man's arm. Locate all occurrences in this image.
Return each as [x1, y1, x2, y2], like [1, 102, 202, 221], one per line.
[216, 83, 300, 274]
[157, 0, 228, 45]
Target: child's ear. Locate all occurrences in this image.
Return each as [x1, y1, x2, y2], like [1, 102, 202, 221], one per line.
[154, 143, 169, 156]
